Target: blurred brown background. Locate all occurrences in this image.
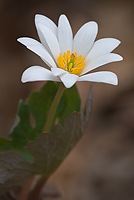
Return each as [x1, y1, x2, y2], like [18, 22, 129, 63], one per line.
[0, 0, 134, 199]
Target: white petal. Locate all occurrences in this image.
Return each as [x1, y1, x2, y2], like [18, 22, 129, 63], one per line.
[81, 53, 123, 75]
[21, 66, 60, 83]
[59, 72, 79, 88]
[78, 71, 118, 85]
[35, 14, 57, 47]
[86, 38, 121, 60]
[73, 21, 98, 57]
[51, 68, 66, 76]
[17, 37, 57, 68]
[58, 14, 73, 54]
[37, 24, 60, 62]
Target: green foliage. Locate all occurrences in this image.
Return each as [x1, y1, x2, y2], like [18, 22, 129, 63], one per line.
[0, 82, 92, 195]
[0, 82, 80, 160]
[0, 112, 84, 195]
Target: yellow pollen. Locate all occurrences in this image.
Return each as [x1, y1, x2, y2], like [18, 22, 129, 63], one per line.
[57, 50, 86, 75]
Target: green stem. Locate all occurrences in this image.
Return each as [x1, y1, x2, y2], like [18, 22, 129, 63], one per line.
[44, 83, 65, 132]
[28, 83, 65, 200]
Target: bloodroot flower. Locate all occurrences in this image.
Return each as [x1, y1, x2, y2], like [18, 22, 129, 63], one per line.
[18, 14, 123, 88]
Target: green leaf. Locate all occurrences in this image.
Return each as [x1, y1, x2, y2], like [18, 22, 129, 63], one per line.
[26, 112, 82, 176]
[57, 84, 80, 124]
[0, 82, 80, 160]
[0, 112, 82, 195]
[0, 86, 92, 195]
[26, 82, 58, 133]
[0, 151, 35, 195]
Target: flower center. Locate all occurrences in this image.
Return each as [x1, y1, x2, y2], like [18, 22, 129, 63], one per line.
[57, 50, 86, 75]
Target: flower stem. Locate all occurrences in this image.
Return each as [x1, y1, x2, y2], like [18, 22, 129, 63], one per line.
[27, 83, 65, 199]
[18, 176, 34, 200]
[19, 83, 65, 200]
[44, 83, 65, 132]
[28, 176, 47, 200]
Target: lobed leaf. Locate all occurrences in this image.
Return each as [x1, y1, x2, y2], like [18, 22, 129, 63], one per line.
[0, 112, 83, 195]
[0, 82, 80, 160]
[0, 83, 91, 195]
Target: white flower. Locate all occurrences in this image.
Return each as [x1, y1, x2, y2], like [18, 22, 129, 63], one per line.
[18, 14, 123, 88]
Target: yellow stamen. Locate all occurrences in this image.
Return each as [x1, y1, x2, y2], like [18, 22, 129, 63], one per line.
[57, 50, 86, 75]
